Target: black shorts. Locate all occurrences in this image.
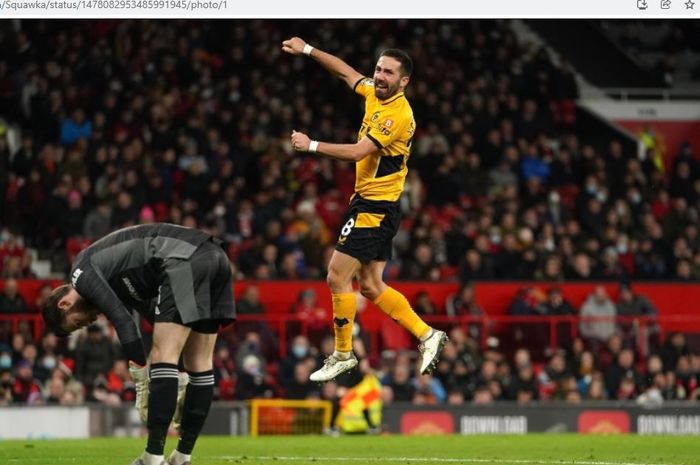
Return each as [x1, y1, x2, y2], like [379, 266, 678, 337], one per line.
[155, 239, 236, 334]
[335, 195, 401, 263]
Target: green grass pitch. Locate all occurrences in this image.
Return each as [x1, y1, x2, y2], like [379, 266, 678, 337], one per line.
[1, 435, 698, 465]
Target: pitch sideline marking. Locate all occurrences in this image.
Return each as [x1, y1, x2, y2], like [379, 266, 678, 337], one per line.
[214, 455, 673, 465]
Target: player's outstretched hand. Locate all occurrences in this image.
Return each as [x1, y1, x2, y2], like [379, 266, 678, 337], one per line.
[291, 130, 311, 152]
[282, 37, 307, 55]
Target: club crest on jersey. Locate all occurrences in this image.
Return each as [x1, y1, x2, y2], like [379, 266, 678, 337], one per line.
[371, 112, 380, 123]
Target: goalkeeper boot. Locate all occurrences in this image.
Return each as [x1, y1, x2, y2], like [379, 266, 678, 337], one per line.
[310, 352, 358, 383]
[171, 371, 189, 432]
[418, 329, 448, 375]
[129, 452, 165, 465]
[128, 361, 150, 424]
[167, 449, 192, 465]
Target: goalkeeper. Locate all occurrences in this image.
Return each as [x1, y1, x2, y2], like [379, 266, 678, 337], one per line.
[42, 223, 236, 465]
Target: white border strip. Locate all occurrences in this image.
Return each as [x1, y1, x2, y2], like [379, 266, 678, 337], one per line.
[1, 0, 699, 18]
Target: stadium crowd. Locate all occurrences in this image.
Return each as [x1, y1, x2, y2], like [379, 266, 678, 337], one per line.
[1, 316, 699, 407]
[600, 20, 700, 85]
[0, 20, 699, 407]
[0, 20, 698, 283]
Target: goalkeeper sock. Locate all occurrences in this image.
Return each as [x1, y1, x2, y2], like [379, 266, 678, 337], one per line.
[146, 363, 179, 456]
[177, 370, 215, 455]
[373, 287, 431, 339]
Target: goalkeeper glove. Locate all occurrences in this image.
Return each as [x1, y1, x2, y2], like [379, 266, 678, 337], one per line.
[128, 361, 149, 424]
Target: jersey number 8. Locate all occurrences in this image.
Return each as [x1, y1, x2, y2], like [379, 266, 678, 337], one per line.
[341, 218, 355, 237]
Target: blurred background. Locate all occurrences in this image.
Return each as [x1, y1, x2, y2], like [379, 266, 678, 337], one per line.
[0, 20, 699, 434]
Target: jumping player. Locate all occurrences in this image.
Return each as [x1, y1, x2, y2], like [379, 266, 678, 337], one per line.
[282, 37, 447, 382]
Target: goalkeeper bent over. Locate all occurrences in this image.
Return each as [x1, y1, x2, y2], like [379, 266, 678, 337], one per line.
[41, 223, 236, 465]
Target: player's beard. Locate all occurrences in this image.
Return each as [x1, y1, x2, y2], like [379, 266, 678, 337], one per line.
[375, 80, 400, 100]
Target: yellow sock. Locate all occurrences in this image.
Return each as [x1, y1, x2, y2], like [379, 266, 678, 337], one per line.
[331, 293, 356, 353]
[373, 287, 431, 340]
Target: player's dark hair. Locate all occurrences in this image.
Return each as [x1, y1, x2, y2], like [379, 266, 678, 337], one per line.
[41, 284, 71, 337]
[380, 49, 413, 77]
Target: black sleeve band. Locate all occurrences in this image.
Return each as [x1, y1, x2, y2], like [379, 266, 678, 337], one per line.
[366, 133, 383, 149]
[353, 77, 366, 92]
[122, 339, 147, 366]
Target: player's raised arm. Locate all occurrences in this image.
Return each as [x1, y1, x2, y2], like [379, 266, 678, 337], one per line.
[291, 130, 377, 162]
[282, 37, 363, 90]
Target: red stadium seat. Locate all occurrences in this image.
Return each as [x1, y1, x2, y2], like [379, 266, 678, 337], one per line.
[66, 238, 93, 263]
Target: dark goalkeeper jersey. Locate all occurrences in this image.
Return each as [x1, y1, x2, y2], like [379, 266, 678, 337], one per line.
[70, 223, 213, 346]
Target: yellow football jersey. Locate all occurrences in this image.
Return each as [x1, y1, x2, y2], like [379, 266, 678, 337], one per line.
[353, 77, 415, 202]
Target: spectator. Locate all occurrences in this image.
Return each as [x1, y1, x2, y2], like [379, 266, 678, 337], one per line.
[44, 376, 68, 404]
[106, 359, 135, 402]
[446, 282, 483, 318]
[62, 190, 86, 238]
[412, 373, 446, 405]
[544, 287, 576, 316]
[538, 352, 570, 400]
[536, 255, 566, 281]
[459, 249, 494, 282]
[34, 284, 53, 312]
[616, 284, 659, 348]
[213, 344, 236, 400]
[605, 349, 640, 399]
[566, 253, 597, 280]
[0, 369, 13, 405]
[280, 335, 312, 389]
[60, 109, 92, 146]
[660, 332, 690, 373]
[291, 289, 330, 344]
[545, 287, 576, 347]
[284, 359, 319, 400]
[0, 278, 28, 313]
[82, 201, 112, 239]
[383, 361, 415, 402]
[400, 243, 440, 281]
[235, 332, 267, 372]
[234, 354, 275, 400]
[414, 291, 438, 316]
[579, 286, 617, 346]
[12, 360, 42, 404]
[472, 384, 495, 405]
[74, 325, 118, 386]
[586, 375, 607, 401]
[236, 285, 277, 360]
[508, 363, 538, 401]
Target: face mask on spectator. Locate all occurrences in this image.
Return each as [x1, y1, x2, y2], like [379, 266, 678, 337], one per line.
[292, 345, 308, 358]
[42, 356, 57, 370]
[0, 355, 11, 369]
[617, 243, 628, 254]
